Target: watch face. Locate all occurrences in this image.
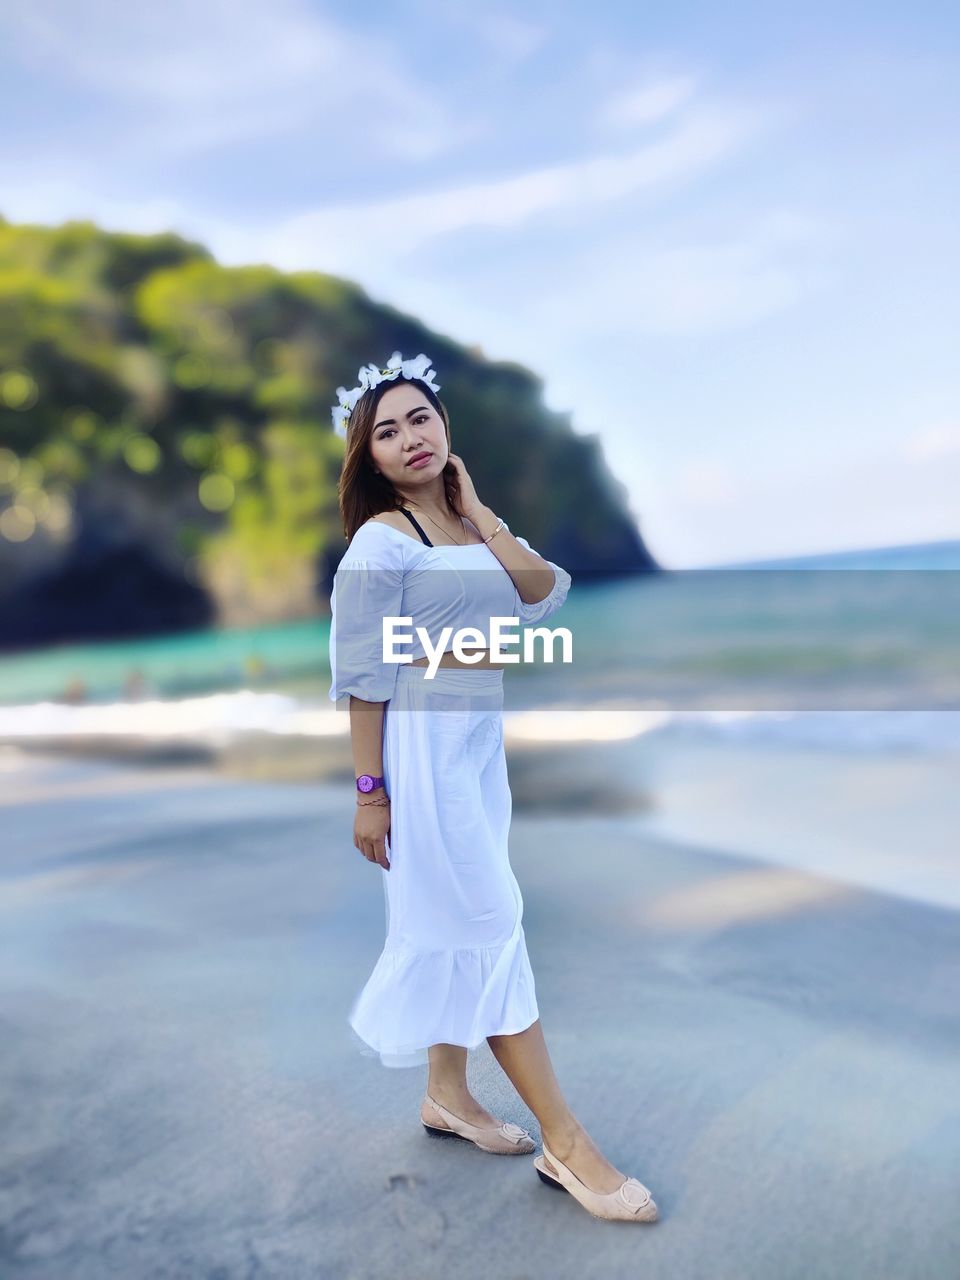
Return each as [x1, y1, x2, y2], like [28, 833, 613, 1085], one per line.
[357, 775, 374, 792]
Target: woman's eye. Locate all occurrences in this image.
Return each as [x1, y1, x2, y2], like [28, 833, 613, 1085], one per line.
[379, 417, 426, 439]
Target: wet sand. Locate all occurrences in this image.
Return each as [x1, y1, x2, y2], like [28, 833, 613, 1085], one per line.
[2, 746, 958, 1279]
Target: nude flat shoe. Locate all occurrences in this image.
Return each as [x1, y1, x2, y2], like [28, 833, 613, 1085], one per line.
[421, 1093, 536, 1155]
[534, 1139, 659, 1222]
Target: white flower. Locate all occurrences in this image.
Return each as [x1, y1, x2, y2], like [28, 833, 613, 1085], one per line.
[330, 350, 441, 440]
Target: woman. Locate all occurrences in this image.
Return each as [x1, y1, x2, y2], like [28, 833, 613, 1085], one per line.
[328, 351, 658, 1224]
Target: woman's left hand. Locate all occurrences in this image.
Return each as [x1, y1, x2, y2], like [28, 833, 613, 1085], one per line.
[446, 453, 483, 521]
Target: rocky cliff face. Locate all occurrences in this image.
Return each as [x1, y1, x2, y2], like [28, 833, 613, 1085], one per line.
[0, 217, 659, 651]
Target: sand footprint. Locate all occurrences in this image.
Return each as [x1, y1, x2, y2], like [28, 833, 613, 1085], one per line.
[386, 1171, 447, 1246]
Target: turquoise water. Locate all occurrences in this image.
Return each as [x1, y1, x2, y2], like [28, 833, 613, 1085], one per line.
[1, 537, 957, 717]
[0, 617, 329, 706]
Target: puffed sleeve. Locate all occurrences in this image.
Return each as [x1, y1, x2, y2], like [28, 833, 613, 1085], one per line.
[327, 525, 406, 704]
[511, 533, 572, 625]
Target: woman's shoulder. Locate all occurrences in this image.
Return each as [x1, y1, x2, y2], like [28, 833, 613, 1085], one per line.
[342, 514, 416, 563]
[365, 510, 412, 535]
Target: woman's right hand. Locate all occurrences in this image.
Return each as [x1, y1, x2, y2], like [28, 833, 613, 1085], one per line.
[354, 800, 391, 870]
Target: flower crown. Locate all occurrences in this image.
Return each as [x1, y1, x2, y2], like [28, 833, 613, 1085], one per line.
[330, 350, 441, 439]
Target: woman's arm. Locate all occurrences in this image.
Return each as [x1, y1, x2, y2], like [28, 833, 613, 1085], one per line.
[445, 454, 571, 613]
[350, 695, 391, 871]
[326, 524, 406, 872]
[349, 695, 388, 796]
[470, 504, 560, 606]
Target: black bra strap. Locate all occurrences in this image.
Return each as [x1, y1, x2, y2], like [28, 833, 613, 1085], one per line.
[398, 506, 433, 546]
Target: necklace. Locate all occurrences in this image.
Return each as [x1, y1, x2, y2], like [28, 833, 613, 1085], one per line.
[404, 503, 467, 546]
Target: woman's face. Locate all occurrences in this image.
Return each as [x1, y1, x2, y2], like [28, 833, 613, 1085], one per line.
[367, 382, 447, 488]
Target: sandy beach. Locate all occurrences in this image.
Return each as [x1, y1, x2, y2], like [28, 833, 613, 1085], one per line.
[2, 743, 958, 1279]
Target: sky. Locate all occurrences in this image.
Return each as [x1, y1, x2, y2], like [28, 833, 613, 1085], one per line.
[1, 1, 957, 568]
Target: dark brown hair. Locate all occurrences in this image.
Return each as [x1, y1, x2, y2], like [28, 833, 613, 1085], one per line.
[337, 376, 464, 543]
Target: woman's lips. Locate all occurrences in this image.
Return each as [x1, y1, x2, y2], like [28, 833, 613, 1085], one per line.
[407, 452, 433, 468]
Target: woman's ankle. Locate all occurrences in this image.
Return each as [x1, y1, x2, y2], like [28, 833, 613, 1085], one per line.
[540, 1115, 584, 1161]
[425, 1080, 470, 1106]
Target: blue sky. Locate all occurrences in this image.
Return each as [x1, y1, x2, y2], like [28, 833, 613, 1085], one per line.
[1, 1, 957, 567]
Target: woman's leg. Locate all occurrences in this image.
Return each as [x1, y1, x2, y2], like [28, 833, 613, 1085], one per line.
[420, 1043, 501, 1129]
[487, 1019, 629, 1194]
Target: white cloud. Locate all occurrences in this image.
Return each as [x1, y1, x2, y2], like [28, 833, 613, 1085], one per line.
[468, 12, 547, 61]
[0, 177, 187, 238]
[1, 0, 468, 160]
[249, 104, 759, 273]
[522, 207, 829, 339]
[597, 75, 698, 129]
[0, 93, 767, 308]
[407, 1, 546, 61]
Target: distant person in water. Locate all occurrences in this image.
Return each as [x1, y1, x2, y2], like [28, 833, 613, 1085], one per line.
[61, 676, 87, 704]
[243, 654, 266, 680]
[122, 668, 151, 700]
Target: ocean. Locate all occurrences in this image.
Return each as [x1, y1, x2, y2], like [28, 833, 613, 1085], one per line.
[1, 535, 956, 750]
[1, 538, 957, 913]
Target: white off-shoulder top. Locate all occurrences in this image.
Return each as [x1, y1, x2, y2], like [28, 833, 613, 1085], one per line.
[327, 519, 572, 704]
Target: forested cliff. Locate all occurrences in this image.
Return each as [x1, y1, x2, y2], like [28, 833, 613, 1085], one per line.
[0, 216, 658, 650]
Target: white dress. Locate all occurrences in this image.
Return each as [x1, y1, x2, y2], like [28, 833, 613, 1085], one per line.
[328, 518, 572, 1068]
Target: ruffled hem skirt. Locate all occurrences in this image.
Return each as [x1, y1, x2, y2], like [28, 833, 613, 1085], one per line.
[347, 663, 539, 1068]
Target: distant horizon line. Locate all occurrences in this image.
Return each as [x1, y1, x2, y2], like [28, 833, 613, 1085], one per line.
[683, 534, 960, 571]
